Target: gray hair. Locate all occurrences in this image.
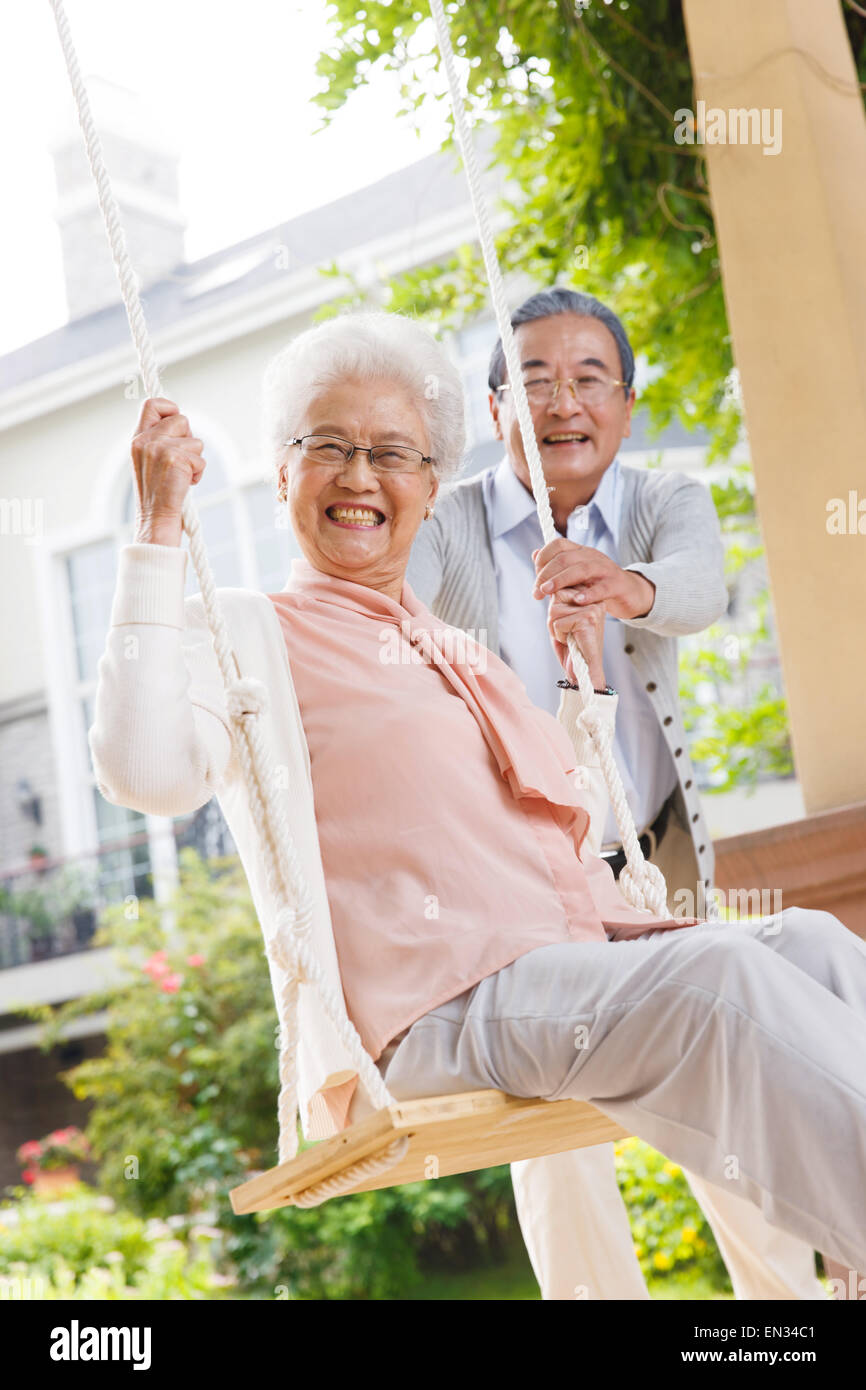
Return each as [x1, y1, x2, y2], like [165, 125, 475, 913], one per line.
[261, 310, 466, 485]
[487, 288, 635, 398]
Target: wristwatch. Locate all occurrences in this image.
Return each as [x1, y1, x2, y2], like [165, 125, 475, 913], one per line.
[556, 679, 617, 696]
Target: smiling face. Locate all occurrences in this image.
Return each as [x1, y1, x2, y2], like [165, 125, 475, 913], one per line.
[277, 376, 439, 601]
[490, 313, 635, 520]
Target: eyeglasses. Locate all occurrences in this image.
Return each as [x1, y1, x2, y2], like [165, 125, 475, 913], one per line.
[289, 434, 433, 474]
[495, 374, 630, 408]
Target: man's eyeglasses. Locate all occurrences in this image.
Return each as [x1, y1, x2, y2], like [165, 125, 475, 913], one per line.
[495, 374, 630, 408]
[289, 434, 433, 474]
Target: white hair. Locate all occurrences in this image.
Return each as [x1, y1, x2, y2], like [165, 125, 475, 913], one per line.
[260, 310, 467, 486]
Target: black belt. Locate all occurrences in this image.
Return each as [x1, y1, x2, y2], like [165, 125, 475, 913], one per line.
[601, 795, 672, 880]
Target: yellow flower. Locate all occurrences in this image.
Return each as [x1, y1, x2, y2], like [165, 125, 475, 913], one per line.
[663, 1161, 681, 1178]
[653, 1251, 673, 1270]
[634, 1243, 645, 1259]
[680, 1226, 697, 1243]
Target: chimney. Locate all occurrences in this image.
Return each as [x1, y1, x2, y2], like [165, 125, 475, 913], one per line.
[49, 78, 187, 321]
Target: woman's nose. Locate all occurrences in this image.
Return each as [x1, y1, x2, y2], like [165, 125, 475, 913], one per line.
[336, 452, 380, 484]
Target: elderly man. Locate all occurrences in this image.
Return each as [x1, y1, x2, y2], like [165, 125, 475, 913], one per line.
[405, 287, 825, 1301]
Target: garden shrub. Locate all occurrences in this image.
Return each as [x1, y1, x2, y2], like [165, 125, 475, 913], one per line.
[0, 1186, 233, 1300]
[615, 1137, 730, 1289]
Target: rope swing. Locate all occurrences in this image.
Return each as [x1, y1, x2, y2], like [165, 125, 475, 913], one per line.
[48, 0, 667, 1208]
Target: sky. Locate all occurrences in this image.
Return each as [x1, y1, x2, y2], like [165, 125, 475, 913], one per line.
[0, 0, 451, 356]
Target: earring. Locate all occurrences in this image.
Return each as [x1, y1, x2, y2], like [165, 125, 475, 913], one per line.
[424, 503, 435, 520]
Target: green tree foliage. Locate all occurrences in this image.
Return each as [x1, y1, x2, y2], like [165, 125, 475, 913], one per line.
[678, 471, 794, 790]
[311, 0, 866, 458]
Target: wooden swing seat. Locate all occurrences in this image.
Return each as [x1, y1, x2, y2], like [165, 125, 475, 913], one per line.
[229, 1090, 629, 1213]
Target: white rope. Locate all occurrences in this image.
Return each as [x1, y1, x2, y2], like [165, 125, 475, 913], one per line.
[428, 0, 668, 917]
[288, 1137, 410, 1208]
[47, 0, 403, 1185]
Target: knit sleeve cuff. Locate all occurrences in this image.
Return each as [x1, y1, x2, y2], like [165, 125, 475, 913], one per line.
[620, 562, 672, 628]
[109, 543, 189, 629]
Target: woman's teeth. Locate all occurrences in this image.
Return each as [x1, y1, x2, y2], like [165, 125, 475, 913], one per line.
[327, 505, 385, 527]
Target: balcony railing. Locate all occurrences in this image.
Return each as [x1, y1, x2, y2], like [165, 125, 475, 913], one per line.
[0, 843, 139, 972]
[0, 802, 237, 972]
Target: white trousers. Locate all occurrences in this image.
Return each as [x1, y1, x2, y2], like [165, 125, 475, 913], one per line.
[509, 1142, 826, 1300]
[379, 907, 866, 1293]
[509, 813, 825, 1302]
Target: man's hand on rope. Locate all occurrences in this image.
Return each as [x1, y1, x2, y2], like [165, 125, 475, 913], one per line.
[533, 543, 608, 689]
[131, 397, 207, 546]
[531, 535, 656, 621]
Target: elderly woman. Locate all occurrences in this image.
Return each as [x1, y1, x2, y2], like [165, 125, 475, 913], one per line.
[90, 311, 866, 1274]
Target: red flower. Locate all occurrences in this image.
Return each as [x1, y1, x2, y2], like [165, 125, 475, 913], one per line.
[21, 1168, 36, 1184]
[160, 973, 184, 994]
[143, 951, 171, 978]
[16, 1140, 43, 1161]
[186, 953, 205, 967]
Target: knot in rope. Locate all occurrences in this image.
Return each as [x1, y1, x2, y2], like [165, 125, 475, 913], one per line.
[226, 676, 270, 722]
[275, 899, 314, 942]
[618, 858, 670, 918]
[575, 703, 605, 744]
[268, 930, 307, 985]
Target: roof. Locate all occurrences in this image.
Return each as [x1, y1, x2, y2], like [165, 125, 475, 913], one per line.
[0, 137, 493, 394]
[0, 126, 713, 454]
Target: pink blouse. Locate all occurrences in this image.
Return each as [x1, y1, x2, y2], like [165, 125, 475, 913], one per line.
[268, 556, 696, 1062]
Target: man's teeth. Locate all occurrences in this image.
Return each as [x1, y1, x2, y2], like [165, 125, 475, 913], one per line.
[545, 433, 589, 442]
[328, 506, 384, 524]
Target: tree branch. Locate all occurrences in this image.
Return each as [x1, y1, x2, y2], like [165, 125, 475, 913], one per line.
[656, 182, 715, 244]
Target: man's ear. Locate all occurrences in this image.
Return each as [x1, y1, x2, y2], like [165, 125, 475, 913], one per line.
[489, 390, 504, 442]
[622, 387, 636, 440]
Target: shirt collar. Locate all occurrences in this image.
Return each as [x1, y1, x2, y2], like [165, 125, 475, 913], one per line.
[281, 553, 423, 621]
[487, 453, 622, 542]
[588, 455, 622, 542]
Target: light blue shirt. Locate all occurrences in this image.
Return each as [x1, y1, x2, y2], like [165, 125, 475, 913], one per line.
[481, 455, 678, 848]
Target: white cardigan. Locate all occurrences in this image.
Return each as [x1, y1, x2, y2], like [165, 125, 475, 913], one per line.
[88, 542, 618, 1142]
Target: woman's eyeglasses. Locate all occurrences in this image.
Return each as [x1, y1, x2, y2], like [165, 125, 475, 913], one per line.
[289, 434, 433, 474]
